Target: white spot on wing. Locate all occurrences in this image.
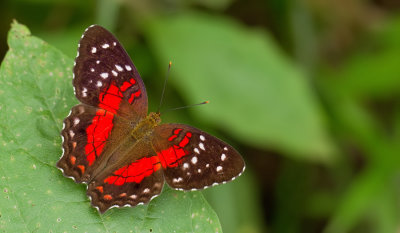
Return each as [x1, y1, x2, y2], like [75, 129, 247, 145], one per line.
[194, 148, 200, 154]
[102, 43, 110, 48]
[91, 47, 97, 53]
[73, 118, 80, 125]
[96, 81, 102, 87]
[221, 154, 226, 161]
[173, 177, 183, 183]
[125, 65, 132, 71]
[183, 163, 189, 169]
[90, 68, 95, 72]
[96, 60, 100, 64]
[112, 70, 118, 76]
[224, 147, 228, 151]
[100, 73, 109, 79]
[143, 188, 150, 194]
[216, 166, 223, 172]
[191, 156, 198, 164]
[199, 143, 205, 151]
[82, 88, 87, 97]
[200, 135, 205, 141]
[115, 64, 123, 71]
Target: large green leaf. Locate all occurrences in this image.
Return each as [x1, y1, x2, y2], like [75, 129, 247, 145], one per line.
[144, 12, 334, 161]
[0, 21, 222, 232]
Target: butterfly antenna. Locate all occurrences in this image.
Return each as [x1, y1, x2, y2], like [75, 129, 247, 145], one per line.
[157, 61, 172, 113]
[163, 101, 209, 113]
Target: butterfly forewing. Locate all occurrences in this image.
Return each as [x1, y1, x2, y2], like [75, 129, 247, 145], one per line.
[152, 124, 245, 190]
[73, 25, 148, 120]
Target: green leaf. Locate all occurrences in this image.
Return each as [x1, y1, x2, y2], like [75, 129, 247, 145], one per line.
[144, 12, 334, 161]
[0, 21, 222, 232]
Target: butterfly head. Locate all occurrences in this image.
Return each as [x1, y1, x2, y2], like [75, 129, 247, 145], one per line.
[147, 112, 161, 126]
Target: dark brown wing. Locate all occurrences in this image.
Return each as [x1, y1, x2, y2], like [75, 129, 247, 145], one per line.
[57, 104, 132, 183]
[86, 139, 165, 213]
[73, 25, 147, 120]
[152, 124, 245, 190]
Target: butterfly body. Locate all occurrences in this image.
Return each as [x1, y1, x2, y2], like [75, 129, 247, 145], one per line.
[57, 25, 245, 213]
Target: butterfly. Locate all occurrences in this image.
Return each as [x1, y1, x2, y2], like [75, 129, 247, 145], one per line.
[57, 25, 245, 213]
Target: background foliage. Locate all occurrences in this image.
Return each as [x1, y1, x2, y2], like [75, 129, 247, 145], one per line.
[0, 0, 399, 232]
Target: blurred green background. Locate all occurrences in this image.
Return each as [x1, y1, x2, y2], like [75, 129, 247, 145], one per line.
[1, 0, 400, 232]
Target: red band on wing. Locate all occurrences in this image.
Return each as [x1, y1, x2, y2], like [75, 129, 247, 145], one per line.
[85, 109, 114, 165]
[85, 79, 137, 166]
[168, 128, 184, 141]
[157, 145, 188, 167]
[174, 128, 183, 135]
[104, 156, 160, 185]
[178, 132, 192, 147]
[103, 146, 190, 186]
[120, 78, 136, 92]
[99, 79, 133, 113]
[128, 90, 141, 104]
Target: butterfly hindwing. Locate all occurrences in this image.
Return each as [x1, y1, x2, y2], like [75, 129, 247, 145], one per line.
[58, 104, 106, 183]
[87, 168, 164, 213]
[58, 104, 133, 183]
[86, 139, 164, 213]
[152, 124, 245, 190]
[73, 25, 148, 120]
